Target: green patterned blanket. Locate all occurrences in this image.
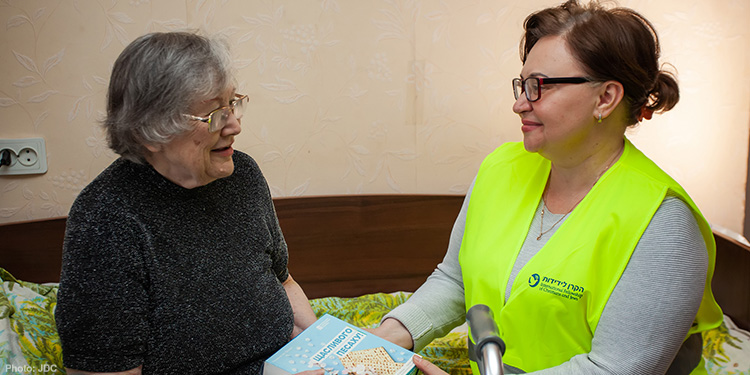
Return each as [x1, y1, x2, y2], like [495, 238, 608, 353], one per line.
[1, 267, 748, 374]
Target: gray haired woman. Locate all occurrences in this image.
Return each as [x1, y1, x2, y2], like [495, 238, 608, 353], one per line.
[56, 31, 320, 375]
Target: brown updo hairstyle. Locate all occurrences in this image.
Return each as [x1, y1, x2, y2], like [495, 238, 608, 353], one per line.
[520, 0, 678, 125]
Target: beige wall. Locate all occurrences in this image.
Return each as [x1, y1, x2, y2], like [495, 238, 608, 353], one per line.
[1, 0, 749, 234]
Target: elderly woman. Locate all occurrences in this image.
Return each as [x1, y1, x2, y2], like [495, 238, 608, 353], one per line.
[56, 32, 319, 375]
[373, 1, 722, 374]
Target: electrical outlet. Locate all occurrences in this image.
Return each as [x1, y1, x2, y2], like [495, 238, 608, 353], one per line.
[17, 147, 40, 166]
[0, 138, 48, 175]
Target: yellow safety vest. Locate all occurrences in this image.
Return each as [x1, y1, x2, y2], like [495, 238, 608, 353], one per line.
[459, 140, 722, 373]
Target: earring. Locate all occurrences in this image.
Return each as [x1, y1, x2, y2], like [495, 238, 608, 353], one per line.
[598, 113, 602, 123]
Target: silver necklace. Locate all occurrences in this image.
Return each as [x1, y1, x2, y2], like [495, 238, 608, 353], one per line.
[536, 149, 622, 241]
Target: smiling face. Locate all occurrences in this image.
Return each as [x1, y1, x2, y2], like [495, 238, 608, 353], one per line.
[144, 86, 242, 188]
[512, 35, 605, 164]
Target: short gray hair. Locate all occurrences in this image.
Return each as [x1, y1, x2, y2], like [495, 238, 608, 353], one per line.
[103, 31, 234, 163]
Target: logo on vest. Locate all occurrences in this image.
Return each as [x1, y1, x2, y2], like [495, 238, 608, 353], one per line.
[529, 273, 585, 302]
[528, 274, 540, 287]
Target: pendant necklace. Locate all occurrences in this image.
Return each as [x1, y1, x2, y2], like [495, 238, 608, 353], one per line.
[536, 149, 622, 241]
[537, 188, 583, 240]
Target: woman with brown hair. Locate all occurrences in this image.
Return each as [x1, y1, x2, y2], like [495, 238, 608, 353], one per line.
[373, 1, 722, 374]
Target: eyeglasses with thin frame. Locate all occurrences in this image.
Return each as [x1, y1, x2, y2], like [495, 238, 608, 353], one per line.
[512, 77, 592, 102]
[183, 93, 249, 132]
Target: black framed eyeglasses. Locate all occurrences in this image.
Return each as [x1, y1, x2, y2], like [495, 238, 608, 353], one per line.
[512, 77, 592, 102]
[183, 93, 249, 132]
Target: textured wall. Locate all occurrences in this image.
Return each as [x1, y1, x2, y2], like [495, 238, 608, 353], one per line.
[1, 0, 749, 234]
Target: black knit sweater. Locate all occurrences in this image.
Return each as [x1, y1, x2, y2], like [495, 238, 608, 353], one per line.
[56, 151, 294, 374]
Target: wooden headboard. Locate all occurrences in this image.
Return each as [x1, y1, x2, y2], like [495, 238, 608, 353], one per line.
[274, 195, 463, 298]
[712, 231, 750, 330]
[1, 194, 749, 331]
[0, 195, 463, 298]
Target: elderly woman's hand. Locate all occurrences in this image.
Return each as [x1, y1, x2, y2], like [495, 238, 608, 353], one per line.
[295, 369, 325, 375]
[412, 355, 449, 375]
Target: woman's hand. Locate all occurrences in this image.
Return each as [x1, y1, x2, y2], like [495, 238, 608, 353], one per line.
[368, 318, 414, 349]
[295, 369, 325, 375]
[412, 356, 448, 375]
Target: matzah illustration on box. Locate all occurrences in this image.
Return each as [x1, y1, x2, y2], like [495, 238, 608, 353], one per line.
[264, 314, 418, 375]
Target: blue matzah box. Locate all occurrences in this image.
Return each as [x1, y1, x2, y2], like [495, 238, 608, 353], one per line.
[264, 314, 417, 375]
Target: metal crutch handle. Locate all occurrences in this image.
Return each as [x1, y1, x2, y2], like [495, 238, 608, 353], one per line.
[466, 304, 506, 375]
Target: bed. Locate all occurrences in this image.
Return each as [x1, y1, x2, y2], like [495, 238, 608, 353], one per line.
[1, 194, 749, 374]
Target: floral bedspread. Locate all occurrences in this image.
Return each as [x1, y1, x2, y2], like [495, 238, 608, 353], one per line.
[1, 267, 748, 374]
[1, 268, 62, 374]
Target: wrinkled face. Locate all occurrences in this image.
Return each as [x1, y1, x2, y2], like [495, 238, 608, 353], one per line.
[512, 35, 601, 161]
[145, 87, 242, 188]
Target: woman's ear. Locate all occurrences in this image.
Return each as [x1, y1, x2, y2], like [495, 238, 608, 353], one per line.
[144, 143, 162, 153]
[595, 80, 625, 119]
